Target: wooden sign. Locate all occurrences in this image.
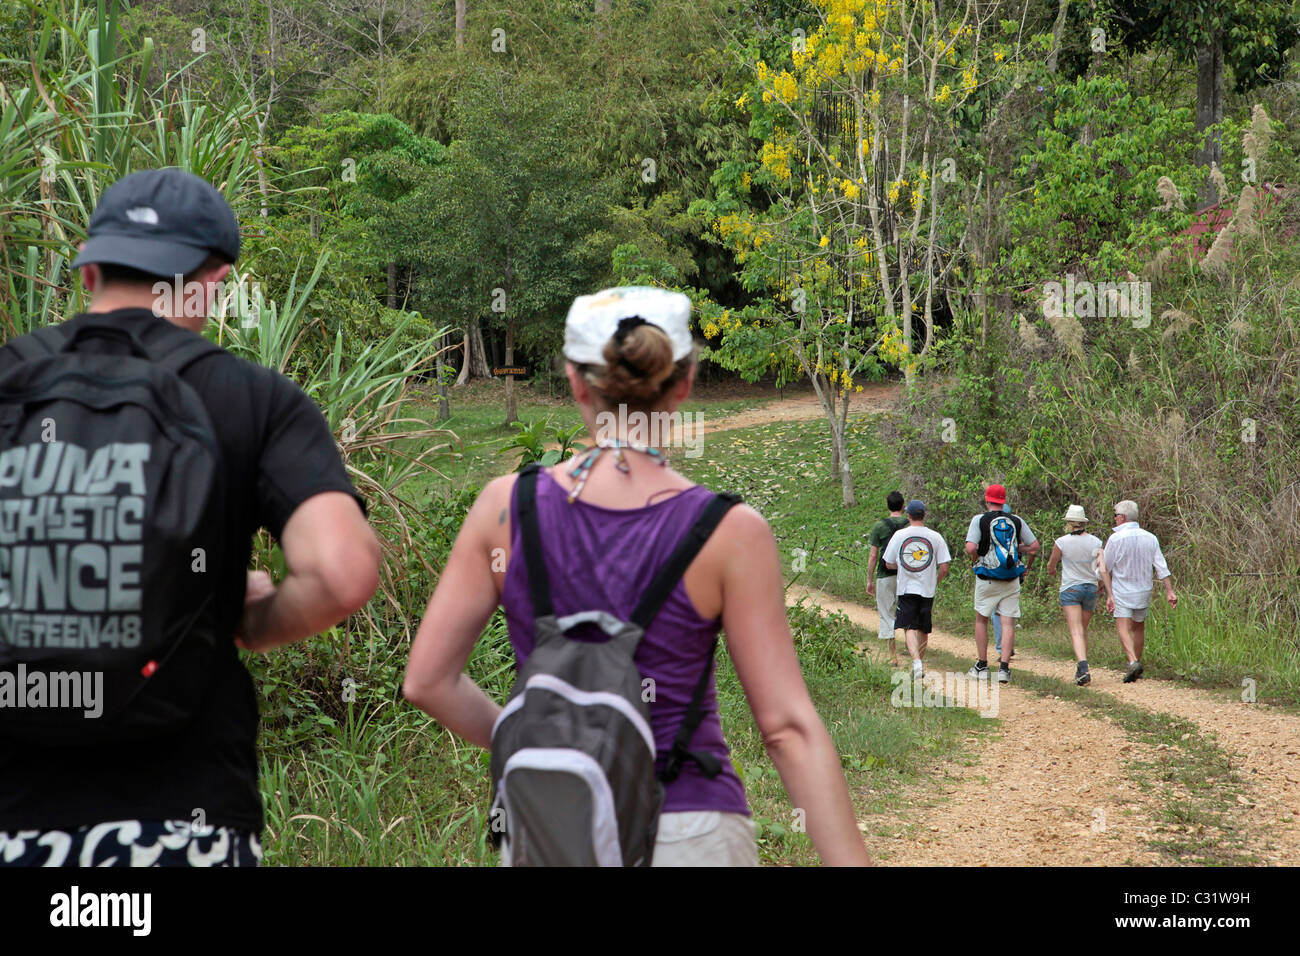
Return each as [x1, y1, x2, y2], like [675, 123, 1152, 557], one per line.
[493, 366, 527, 377]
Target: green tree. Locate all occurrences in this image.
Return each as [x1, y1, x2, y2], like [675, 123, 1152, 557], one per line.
[415, 66, 614, 422]
[1108, 0, 1300, 206]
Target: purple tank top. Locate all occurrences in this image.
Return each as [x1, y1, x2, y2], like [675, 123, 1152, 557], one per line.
[502, 468, 750, 816]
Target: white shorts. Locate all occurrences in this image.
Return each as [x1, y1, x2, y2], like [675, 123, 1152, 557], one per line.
[499, 811, 758, 867]
[651, 811, 758, 867]
[974, 576, 1021, 619]
[1112, 590, 1154, 621]
[1113, 600, 1151, 622]
[875, 575, 899, 639]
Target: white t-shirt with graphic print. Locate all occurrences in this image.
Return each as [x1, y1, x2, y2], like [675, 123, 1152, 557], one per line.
[883, 525, 952, 598]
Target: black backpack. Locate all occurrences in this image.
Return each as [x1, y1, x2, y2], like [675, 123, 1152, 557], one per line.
[489, 463, 741, 866]
[0, 320, 225, 744]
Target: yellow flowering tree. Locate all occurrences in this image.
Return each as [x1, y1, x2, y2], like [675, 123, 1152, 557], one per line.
[699, 0, 1033, 504]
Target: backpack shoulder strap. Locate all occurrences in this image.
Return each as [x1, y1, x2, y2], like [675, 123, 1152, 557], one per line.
[630, 491, 743, 631]
[635, 490, 743, 785]
[1008, 514, 1023, 541]
[977, 511, 995, 556]
[2, 325, 69, 362]
[514, 463, 553, 617]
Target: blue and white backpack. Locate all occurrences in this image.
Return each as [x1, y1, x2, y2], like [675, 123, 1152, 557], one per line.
[975, 511, 1026, 580]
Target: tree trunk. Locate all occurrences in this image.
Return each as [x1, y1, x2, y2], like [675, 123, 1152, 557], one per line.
[455, 317, 492, 384]
[504, 319, 517, 424]
[386, 262, 398, 309]
[1195, 32, 1225, 209]
[455, 0, 467, 50]
[1046, 0, 1069, 74]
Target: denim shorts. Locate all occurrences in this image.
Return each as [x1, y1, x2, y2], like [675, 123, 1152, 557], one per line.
[1059, 583, 1098, 611]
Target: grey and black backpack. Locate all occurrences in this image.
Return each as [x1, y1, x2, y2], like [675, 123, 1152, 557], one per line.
[489, 462, 741, 866]
[0, 320, 224, 744]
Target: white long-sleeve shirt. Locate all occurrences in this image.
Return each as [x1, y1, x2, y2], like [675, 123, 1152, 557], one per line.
[1103, 521, 1171, 609]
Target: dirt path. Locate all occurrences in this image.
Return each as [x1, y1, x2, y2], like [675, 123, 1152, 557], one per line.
[791, 584, 1300, 866]
[544, 382, 899, 452]
[688, 381, 899, 436]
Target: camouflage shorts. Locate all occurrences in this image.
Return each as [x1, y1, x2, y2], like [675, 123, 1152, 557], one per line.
[0, 820, 262, 867]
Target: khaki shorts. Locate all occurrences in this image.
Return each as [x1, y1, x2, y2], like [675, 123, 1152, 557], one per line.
[974, 576, 1021, 619]
[652, 811, 758, 867]
[499, 811, 758, 867]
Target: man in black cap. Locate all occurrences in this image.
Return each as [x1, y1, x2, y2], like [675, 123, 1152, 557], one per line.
[0, 168, 381, 866]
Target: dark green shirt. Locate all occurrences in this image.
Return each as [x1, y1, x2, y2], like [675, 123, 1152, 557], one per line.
[868, 515, 910, 577]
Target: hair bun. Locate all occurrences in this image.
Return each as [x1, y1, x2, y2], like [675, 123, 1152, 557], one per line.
[596, 320, 677, 405]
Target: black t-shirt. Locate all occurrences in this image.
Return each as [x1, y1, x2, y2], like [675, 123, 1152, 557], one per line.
[0, 308, 364, 832]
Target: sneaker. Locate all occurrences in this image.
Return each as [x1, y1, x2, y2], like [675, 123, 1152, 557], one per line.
[1123, 660, 1144, 683]
[1074, 662, 1091, 686]
[967, 661, 989, 678]
[997, 665, 1011, 684]
[911, 659, 924, 680]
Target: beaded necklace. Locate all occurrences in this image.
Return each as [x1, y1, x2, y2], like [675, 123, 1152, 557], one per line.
[565, 437, 667, 504]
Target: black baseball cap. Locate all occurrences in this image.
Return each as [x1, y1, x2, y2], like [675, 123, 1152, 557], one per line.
[72, 168, 241, 277]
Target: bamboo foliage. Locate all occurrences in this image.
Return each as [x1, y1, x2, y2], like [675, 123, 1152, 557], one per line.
[0, 0, 260, 335]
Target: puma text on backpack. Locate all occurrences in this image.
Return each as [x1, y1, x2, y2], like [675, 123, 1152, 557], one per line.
[975, 511, 1025, 581]
[0, 321, 224, 744]
[488, 463, 741, 866]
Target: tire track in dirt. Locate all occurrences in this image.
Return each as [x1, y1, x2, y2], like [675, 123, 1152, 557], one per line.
[790, 584, 1300, 865]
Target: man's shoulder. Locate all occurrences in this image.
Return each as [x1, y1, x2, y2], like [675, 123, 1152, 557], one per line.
[182, 343, 299, 401]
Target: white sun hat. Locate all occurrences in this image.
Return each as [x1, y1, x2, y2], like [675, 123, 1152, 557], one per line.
[563, 286, 695, 366]
[1063, 504, 1088, 523]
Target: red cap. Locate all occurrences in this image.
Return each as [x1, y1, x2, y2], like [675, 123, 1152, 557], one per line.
[985, 484, 1007, 505]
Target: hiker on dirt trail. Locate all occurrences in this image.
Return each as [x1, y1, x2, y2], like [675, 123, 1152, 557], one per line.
[1097, 500, 1176, 684]
[989, 500, 1011, 660]
[1045, 506, 1105, 686]
[881, 500, 951, 681]
[965, 484, 1039, 684]
[866, 491, 910, 668]
[404, 286, 871, 867]
[0, 168, 380, 867]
